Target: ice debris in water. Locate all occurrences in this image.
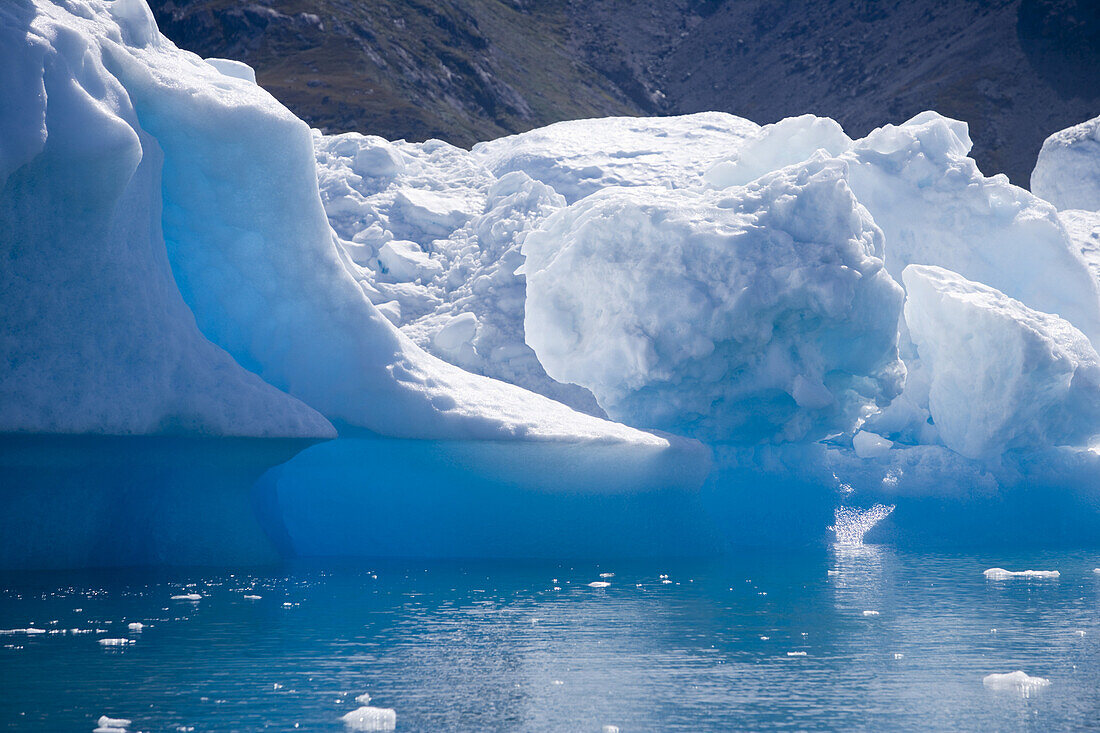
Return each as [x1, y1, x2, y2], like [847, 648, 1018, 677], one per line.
[95, 715, 131, 733]
[126, 623, 144, 632]
[171, 594, 202, 601]
[602, 726, 620, 733]
[983, 568, 1060, 580]
[830, 504, 895, 547]
[341, 705, 396, 731]
[355, 693, 371, 705]
[862, 610, 880, 617]
[1093, 568, 1100, 575]
[787, 651, 807, 657]
[244, 595, 261, 600]
[982, 671, 1051, 697]
[599, 572, 615, 578]
[588, 581, 611, 588]
[98, 638, 135, 646]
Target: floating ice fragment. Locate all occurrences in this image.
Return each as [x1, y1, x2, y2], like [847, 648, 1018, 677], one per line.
[551, 680, 564, 685]
[602, 726, 620, 733]
[587, 582, 611, 588]
[1076, 630, 1086, 637]
[893, 653, 904, 660]
[0, 628, 45, 635]
[171, 594, 202, 601]
[982, 671, 1051, 697]
[760, 636, 770, 641]
[98, 639, 134, 646]
[983, 568, 1060, 580]
[97, 716, 131, 729]
[787, 651, 807, 656]
[862, 610, 880, 617]
[341, 706, 396, 731]
[1093, 568, 1100, 575]
[599, 573, 615, 578]
[244, 595, 261, 600]
[127, 623, 144, 632]
[355, 693, 371, 705]
[830, 504, 895, 547]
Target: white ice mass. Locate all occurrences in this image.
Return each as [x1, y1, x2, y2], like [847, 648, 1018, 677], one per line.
[982, 671, 1051, 697]
[4, 0, 1100, 565]
[1032, 114, 1100, 212]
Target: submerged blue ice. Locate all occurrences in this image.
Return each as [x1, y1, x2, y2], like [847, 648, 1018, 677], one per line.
[3, 0, 1100, 568]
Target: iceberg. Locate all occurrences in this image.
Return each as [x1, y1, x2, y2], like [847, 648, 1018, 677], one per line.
[5, 0, 1100, 567]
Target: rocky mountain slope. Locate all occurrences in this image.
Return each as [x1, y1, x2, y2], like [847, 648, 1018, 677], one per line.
[150, 0, 1098, 184]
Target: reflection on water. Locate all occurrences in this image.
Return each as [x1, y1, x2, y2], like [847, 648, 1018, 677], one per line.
[2, 547, 1099, 731]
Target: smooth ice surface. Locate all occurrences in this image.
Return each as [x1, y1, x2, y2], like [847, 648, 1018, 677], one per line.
[472, 113, 760, 203]
[0, 0, 332, 439]
[1061, 209, 1100, 285]
[204, 57, 255, 84]
[983, 569, 1060, 580]
[904, 265, 1100, 458]
[982, 671, 1051, 697]
[341, 706, 396, 731]
[523, 155, 903, 442]
[1032, 115, 1100, 212]
[703, 114, 852, 188]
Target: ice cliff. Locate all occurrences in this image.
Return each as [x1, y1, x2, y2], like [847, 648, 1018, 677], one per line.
[4, 0, 1100, 564]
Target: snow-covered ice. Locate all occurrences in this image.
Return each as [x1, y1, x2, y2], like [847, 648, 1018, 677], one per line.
[1032, 114, 1100, 212]
[982, 671, 1051, 697]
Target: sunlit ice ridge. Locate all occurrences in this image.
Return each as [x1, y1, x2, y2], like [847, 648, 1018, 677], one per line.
[4, 0, 1100, 569]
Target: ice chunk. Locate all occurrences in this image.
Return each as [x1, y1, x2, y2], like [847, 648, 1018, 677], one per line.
[845, 112, 1100, 345]
[602, 727, 620, 733]
[473, 112, 760, 203]
[704, 115, 852, 188]
[0, 628, 46, 635]
[903, 265, 1100, 458]
[853, 431, 893, 459]
[171, 594, 202, 601]
[355, 693, 371, 705]
[126, 623, 144, 631]
[862, 610, 880, 617]
[341, 706, 396, 731]
[1032, 114, 1100, 211]
[97, 716, 131, 729]
[204, 57, 256, 84]
[243, 595, 261, 600]
[377, 240, 443, 282]
[523, 155, 904, 442]
[98, 638, 135, 646]
[786, 651, 807, 656]
[587, 581, 611, 588]
[983, 568, 1060, 580]
[982, 671, 1051, 697]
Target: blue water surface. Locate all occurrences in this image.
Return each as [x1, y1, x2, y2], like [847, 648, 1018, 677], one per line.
[2, 548, 1100, 731]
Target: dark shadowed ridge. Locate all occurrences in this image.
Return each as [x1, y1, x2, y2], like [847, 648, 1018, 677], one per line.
[150, 0, 1098, 185]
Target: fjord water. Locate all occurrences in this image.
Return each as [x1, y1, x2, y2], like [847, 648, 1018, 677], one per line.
[3, 550, 1100, 731]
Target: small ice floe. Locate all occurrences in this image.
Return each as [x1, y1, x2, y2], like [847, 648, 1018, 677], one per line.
[983, 568, 1060, 580]
[94, 715, 131, 732]
[862, 610, 880, 617]
[243, 595, 261, 600]
[587, 581, 611, 588]
[602, 726, 620, 733]
[598, 573, 615, 578]
[341, 706, 396, 731]
[786, 651, 807, 657]
[551, 680, 564, 685]
[98, 638, 135, 647]
[893, 653, 904, 660]
[127, 623, 144, 632]
[355, 693, 371, 705]
[0, 628, 46, 635]
[171, 593, 202, 601]
[1075, 630, 1086, 637]
[982, 671, 1051, 697]
[1093, 568, 1100, 575]
[760, 636, 770, 641]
